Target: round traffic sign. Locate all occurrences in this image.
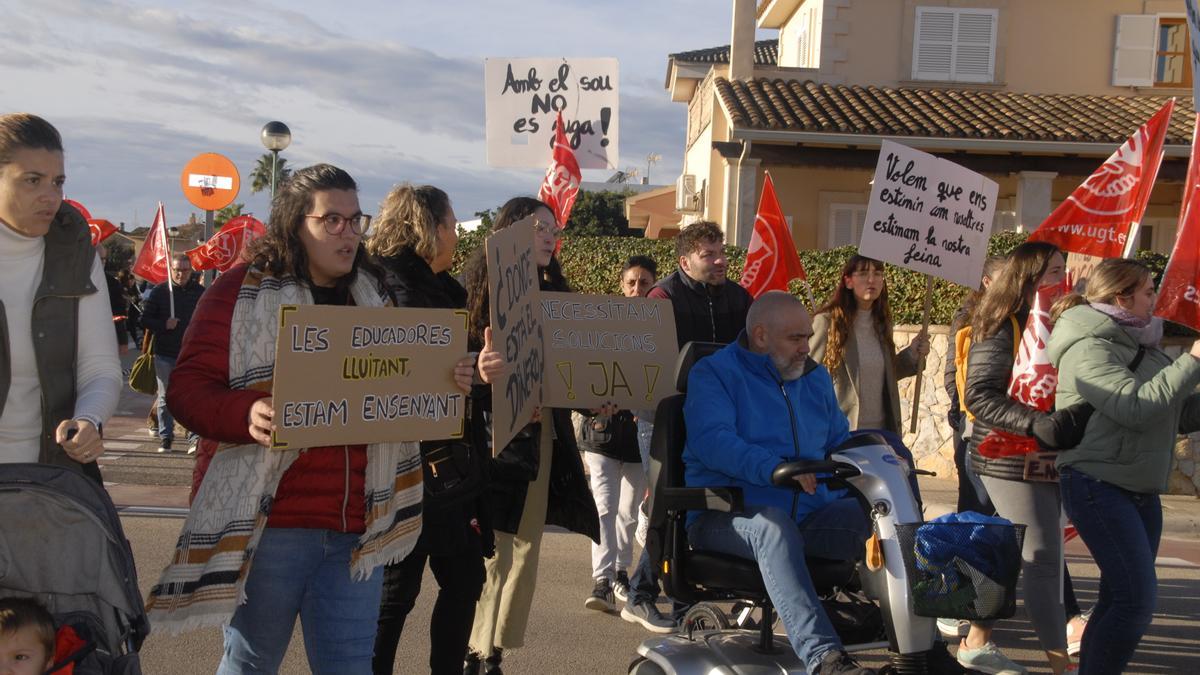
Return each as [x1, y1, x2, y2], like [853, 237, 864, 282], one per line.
[180, 153, 240, 211]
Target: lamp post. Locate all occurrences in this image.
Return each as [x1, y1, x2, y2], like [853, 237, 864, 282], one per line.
[260, 121, 292, 200]
[645, 153, 662, 184]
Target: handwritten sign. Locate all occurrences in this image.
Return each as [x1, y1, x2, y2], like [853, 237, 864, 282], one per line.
[859, 140, 997, 287]
[270, 305, 468, 449]
[484, 57, 619, 170]
[487, 217, 544, 453]
[541, 292, 678, 409]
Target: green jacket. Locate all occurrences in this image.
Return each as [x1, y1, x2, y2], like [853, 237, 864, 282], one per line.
[0, 203, 99, 475]
[1048, 304, 1200, 494]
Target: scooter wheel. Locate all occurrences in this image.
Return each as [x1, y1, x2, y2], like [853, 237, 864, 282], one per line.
[628, 656, 667, 675]
[683, 602, 730, 633]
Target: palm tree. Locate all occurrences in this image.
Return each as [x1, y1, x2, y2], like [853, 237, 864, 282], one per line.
[249, 153, 292, 194]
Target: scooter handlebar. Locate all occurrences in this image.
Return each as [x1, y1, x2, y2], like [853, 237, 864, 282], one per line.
[770, 460, 861, 487]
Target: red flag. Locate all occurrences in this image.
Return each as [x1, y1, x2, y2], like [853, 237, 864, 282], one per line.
[63, 199, 92, 220]
[1155, 113, 1200, 331]
[740, 173, 805, 298]
[88, 219, 118, 247]
[537, 110, 581, 230]
[977, 282, 1064, 458]
[1028, 100, 1174, 257]
[186, 215, 266, 272]
[131, 203, 170, 285]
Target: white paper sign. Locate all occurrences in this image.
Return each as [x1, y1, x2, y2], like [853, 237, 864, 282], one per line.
[484, 57, 618, 170]
[1187, 0, 1200, 104]
[859, 140, 997, 288]
[187, 174, 234, 190]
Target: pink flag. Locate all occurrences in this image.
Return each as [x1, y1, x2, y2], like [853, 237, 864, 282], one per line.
[131, 203, 170, 285]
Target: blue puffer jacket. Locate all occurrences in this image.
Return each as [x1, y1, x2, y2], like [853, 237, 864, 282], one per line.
[683, 334, 851, 523]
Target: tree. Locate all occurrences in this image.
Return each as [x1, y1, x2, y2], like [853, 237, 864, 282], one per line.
[564, 189, 636, 237]
[215, 202, 245, 228]
[103, 238, 134, 273]
[250, 153, 292, 194]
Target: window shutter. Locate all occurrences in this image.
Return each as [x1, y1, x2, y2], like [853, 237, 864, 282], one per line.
[797, 20, 809, 68]
[913, 8, 954, 80]
[829, 205, 866, 248]
[1112, 14, 1157, 86]
[953, 11, 996, 82]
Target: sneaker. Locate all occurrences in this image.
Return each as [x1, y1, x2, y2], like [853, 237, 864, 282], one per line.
[938, 618, 970, 638]
[157, 440, 172, 453]
[584, 578, 615, 612]
[815, 649, 877, 674]
[635, 501, 649, 547]
[186, 442, 198, 455]
[955, 641, 1027, 675]
[613, 571, 630, 603]
[463, 651, 481, 675]
[620, 600, 677, 633]
[482, 649, 503, 675]
[1066, 611, 1090, 656]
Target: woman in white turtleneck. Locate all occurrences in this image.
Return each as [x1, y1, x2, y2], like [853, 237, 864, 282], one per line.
[0, 113, 120, 476]
[809, 254, 930, 496]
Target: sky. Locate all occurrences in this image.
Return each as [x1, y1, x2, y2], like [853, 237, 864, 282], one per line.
[0, 0, 765, 231]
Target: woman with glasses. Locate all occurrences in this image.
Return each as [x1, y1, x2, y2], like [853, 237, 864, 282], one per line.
[146, 164, 475, 674]
[462, 197, 599, 674]
[0, 113, 120, 477]
[809, 254, 930, 493]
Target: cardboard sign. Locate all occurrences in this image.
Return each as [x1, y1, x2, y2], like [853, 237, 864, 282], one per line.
[541, 292, 678, 409]
[484, 57, 618, 170]
[859, 140, 997, 287]
[270, 304, 468, 449]
[1023, 452, 1059, 482]
[487, 217, 544, 453]
[180, 153, 240, 211]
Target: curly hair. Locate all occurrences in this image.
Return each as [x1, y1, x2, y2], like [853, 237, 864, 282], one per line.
[814, 255, 895, 372]
[971, 241, 1061, 339]
[674, 220, 724, 258]
[245, 163, 383, 297]
[366, 183, 451, 262]
[463, 196, 569, 348]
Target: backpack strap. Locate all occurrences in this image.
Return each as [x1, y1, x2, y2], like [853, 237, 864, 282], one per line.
[1128, 345, 1147, 373]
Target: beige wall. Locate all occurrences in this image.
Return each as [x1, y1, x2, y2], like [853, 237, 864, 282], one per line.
[774, 0, 1191, 96]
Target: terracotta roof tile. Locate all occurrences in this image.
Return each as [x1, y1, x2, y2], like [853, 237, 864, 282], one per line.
[670, 40, 779, 66]
[714, 78, 1195, 144]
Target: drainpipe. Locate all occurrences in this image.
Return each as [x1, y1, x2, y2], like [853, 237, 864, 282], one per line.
[731, 139, 752, 245]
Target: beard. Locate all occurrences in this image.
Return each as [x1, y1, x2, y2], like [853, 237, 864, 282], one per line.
[771, 353, 807, 381]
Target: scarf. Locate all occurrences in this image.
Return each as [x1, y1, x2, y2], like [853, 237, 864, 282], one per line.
[1091, 302, 1164, 347]
[145, 266, 423, 634]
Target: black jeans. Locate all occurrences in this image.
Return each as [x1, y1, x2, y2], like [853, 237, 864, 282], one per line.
[373, 547, 486, 675]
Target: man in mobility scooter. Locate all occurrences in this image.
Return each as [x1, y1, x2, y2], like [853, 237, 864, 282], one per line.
[631, 291, 963, 675]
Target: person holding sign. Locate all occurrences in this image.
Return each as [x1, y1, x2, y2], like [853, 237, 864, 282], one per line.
[367, 183, 501, 675]
[147, 165, 473, 674]
[1049, 259, 1200, 675]
[809, 255, 929, 499]
[0, 113, 119, 480]
[963, 242, 1088, 675]
[462, 197, 599, 674]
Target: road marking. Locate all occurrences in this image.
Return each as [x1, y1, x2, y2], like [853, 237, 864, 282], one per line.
[105, 441, 142, 450]
[1156, 556, 1198, 568]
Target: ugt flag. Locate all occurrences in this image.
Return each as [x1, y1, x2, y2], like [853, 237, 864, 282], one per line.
[740, 172, 805, 298]
[1028, 99, 1174, 258]
[1156, 112, 1200, 331]
[537, 110, 581, 230]
[88, 219, 118, 247]
[977, 281, 1064, 458]
[131, 202, 170, 285]
[187, 215, 265, 272]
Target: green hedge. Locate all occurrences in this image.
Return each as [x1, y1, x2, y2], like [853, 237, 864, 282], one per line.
[451, 227, 1171, 327]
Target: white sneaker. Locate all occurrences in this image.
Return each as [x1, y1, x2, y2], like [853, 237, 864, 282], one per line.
[937, 617, 970, 638]
[635, 500, 649, 548]
[1066, 611, 1090, 656]
[956, 641, 1027, 675]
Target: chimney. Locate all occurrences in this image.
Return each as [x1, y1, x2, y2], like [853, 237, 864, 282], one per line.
[729, 0, 756, 80]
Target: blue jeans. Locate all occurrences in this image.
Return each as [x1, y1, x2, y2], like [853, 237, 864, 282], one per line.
[1061, 468, 1162, 675]
[217, 528, 384, 675]
[154, 355, 177, 443]
[687, 500, 870, 671]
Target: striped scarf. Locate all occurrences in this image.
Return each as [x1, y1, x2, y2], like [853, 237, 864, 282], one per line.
[145, 266, 422, 634]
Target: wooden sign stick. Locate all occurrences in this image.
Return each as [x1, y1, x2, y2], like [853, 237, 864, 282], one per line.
[908, 275, 934, 434]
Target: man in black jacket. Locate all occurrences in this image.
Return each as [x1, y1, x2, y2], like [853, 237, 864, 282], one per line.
[140, 254, 205, 452]
[622, 221, 754, 632]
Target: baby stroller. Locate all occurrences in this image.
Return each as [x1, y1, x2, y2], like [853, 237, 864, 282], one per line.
[0, 463, 148, 674]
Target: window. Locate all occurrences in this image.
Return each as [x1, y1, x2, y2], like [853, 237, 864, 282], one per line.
[1113, 15, 1193, 88]
[828, 204, 867, 248]
[912, 7, 998, 83]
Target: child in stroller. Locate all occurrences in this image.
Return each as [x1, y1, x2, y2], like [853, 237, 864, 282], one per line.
[0, 597, 94, 674]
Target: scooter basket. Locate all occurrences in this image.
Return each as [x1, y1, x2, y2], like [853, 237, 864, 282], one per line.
[894, 522, 1025, 620]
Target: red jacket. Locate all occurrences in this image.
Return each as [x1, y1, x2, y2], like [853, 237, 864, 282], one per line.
[169, 265, 368, 533]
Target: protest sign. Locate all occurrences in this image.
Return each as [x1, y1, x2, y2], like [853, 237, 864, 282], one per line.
[859, 140, 997, 288]
[484, 57, 618, 170]
[487, 217, 544, 453]
[270, 305, 468, 449]
[541, 292, 678, 409]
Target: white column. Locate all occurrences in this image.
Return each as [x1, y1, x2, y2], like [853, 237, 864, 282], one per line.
[723, 156, 761, 247]
[729, 0, 756, 80]
[1014, 170, 1057, 232]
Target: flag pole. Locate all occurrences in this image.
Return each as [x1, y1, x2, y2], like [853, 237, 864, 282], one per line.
[908, 274, 934, 435]
[160, 203, 175, 319]
[801, 280, 816, 310]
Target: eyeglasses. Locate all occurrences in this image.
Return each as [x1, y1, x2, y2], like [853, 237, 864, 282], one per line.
[532, 219, 560, 239]
[306, 212, 371, 235]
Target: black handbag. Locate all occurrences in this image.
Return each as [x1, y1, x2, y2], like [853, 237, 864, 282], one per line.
[421, 440, 484, 507]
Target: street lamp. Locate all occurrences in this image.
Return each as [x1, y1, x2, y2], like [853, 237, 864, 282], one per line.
[645, 153, 662, 184]
[260, 121, 292, 200]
